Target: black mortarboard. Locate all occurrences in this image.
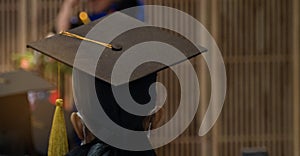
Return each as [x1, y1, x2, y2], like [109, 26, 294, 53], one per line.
[0, 70, 54, 97]
[0, 70, 53, 155]
[27, 12, 207, 86]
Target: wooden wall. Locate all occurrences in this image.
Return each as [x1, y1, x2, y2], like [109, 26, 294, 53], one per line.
[0, 0, 299, 155]
[144, 0, 298, 156]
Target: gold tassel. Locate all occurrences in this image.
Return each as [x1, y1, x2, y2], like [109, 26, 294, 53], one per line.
[48, 99, 69, 156]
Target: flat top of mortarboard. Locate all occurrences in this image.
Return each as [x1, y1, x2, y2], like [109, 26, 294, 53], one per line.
[0, 70, 54, 97]
[27, 12, 207, 86]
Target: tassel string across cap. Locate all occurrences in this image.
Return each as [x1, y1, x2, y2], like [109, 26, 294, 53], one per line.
[60, 31, 123, 51]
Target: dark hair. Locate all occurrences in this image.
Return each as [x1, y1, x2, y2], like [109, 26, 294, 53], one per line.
[95, 73, 160, 131]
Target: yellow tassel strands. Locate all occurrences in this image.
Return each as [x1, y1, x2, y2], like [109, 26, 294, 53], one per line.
[48, 99, 69, 156]
[48, 63, 69, 155]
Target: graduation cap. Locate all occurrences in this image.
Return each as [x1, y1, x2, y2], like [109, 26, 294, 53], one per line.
[0, 70, 53, 155]
[27, 12, 207, 86]
[27, 12, 207, 153]
[0, 70, 53, 97]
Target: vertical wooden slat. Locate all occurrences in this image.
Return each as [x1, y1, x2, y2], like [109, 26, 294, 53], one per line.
[197, 0, 209, 155]
[261, 0, 266, 150]
[272, 61, 277, 155]
[282, 1, 289, 153]
[1, 0, 4, 71]
[247, 0, 252, 150]
[10, 0, 15, 70]
[31, 0, 38, 41]
[18, 0, 26, 54]
[4, 0, 7, 70]
[11, 0, 15, 55]
[233, 61, 238, 156]
[235, 0, 240, 155]
[277, 1, 283, 154]
[274, 1, 279, 155]
[238, 0, 243, 151]
[0, 1, 2, 71]
[266, 0, 271, 151]
[4, 0, 8, 70]
[257, 0, 262, 148]
[211, 0, 219, 155]
[12, 0, 16, 66]
[293, 0, 300, 154]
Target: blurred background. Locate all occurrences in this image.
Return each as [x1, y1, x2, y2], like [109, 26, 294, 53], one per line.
[0, 0, 299, 155]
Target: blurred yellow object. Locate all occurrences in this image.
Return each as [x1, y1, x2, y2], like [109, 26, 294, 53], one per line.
[79, 11, 91, 25]
[48, 99, 69, 156]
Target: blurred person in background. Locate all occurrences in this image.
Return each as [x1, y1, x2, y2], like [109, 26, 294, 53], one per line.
[56, 0, 144, 32]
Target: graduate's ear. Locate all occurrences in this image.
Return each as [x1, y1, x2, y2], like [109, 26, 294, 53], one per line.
[70, 112, 84, 140]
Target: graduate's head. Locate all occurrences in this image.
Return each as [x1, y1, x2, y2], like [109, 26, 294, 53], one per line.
[70, 73, 164, 145]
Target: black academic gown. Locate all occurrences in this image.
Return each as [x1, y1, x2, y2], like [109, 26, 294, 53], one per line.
[66, 138, 156, 156]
